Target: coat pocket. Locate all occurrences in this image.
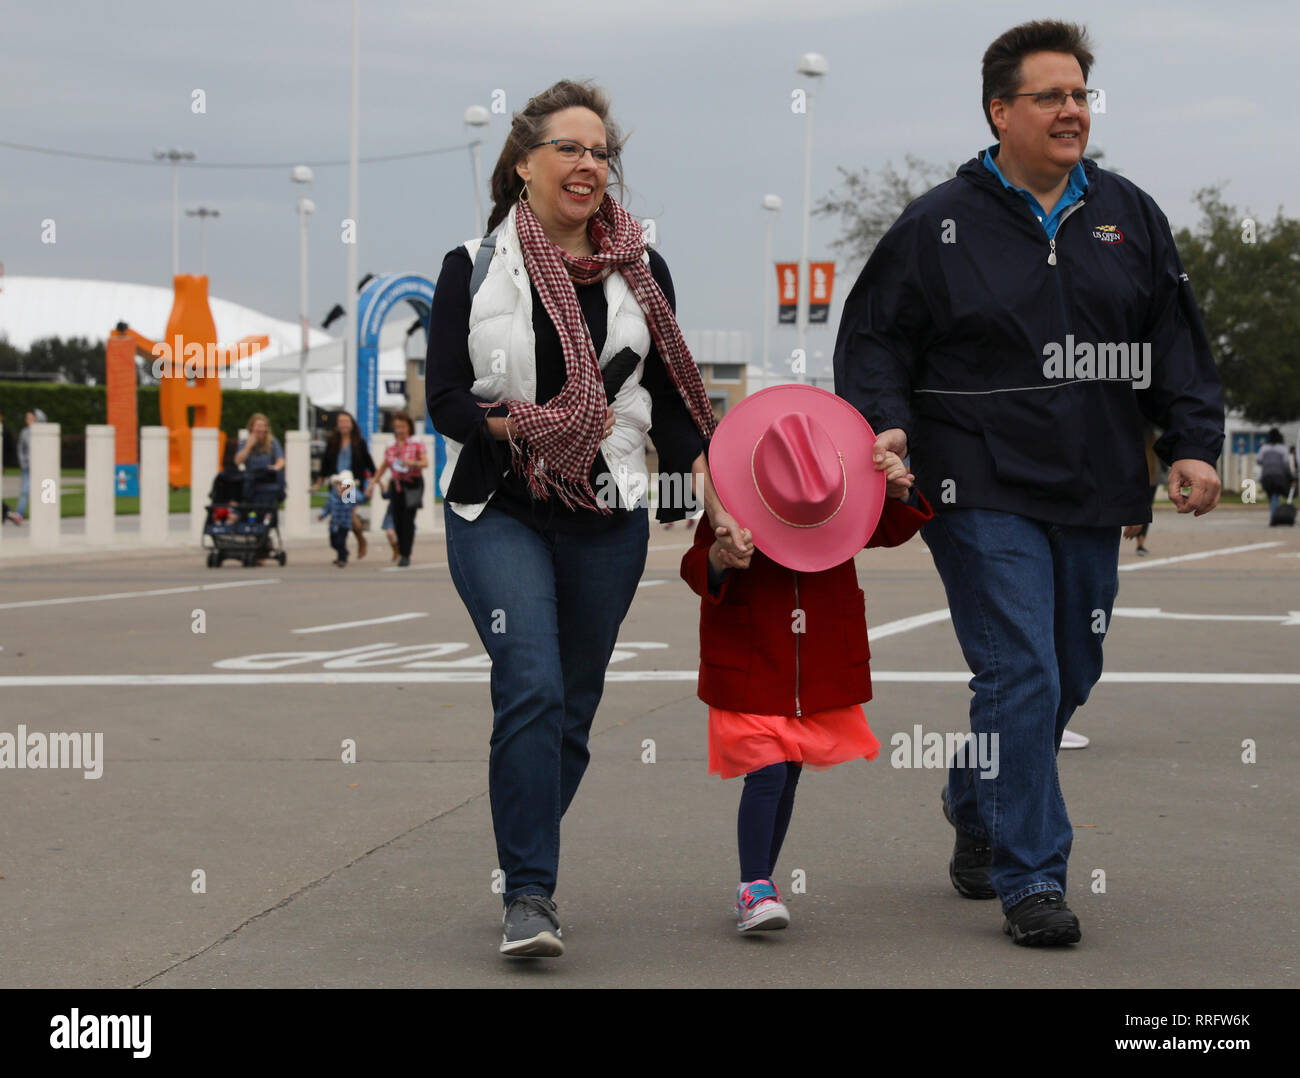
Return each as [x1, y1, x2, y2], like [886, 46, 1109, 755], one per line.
[839, 588, 871, 666]
[700, 603, 751, 672]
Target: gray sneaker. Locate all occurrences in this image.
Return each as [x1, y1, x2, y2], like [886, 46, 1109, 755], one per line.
[500, 894, 564, 957]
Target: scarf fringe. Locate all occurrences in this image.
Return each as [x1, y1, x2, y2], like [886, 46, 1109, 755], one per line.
[505, 432, 609, 515]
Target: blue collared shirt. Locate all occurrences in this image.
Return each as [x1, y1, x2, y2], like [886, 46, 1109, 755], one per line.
[983, 145, 1087, 239]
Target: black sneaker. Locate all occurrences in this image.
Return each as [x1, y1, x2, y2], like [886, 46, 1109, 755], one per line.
[500, 894, 564, 957]
[941, 786, 996, 899]
[1002, 892, 1081, 946]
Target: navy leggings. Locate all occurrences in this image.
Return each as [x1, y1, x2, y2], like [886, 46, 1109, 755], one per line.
[738, 762, 802, 883]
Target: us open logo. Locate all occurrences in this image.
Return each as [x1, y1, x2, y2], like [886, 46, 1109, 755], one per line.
[1092, 224, 1125, 243]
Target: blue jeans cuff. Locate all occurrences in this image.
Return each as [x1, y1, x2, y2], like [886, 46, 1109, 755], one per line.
[1002, 882, 1063, 914]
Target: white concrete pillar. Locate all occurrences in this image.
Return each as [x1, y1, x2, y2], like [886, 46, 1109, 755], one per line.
[190, 428, 220, 544]
[85, 424, 116, 545]
[283, 430, 312, 539]
[417, 434, 436, 532]
[29, 422, 61, 550]
[139, 426, 170, 545]
[368, 432, 394, 537]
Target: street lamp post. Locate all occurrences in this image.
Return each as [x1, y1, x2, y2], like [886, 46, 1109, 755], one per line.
[794, 53, 828, 373]
[292, 165, 315, 433]
[154, 147, 196, 277]
[464, 105, 491, 236]
[760, 194, 782, 391]
[184, 207, 220, 274]
[343, 0, 360, 418]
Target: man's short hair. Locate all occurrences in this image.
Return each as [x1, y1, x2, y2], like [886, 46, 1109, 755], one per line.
[982, 20, 1095, 140]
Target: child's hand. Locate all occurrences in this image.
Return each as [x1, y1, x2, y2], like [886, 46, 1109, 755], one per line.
[876, 450, 914, 500]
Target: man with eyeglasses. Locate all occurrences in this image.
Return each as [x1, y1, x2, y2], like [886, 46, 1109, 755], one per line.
[835, 20, 1224, 946]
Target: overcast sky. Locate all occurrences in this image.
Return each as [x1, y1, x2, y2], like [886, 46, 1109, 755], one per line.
[2, 0, 1295, 378]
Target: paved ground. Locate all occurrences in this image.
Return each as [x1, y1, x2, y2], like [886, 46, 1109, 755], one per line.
[0, 504, 1296, 988]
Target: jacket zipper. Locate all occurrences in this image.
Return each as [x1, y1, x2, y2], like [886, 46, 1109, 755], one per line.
[1047, 198, 1087, 265]
[1048, 199, 1087, 337]
[793, 571, 802, 717]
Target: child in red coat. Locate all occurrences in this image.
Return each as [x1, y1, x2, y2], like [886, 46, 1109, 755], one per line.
[679, 386, 932, 932]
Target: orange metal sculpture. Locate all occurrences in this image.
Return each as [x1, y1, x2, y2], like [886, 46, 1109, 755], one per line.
[117, 275, 268, 487]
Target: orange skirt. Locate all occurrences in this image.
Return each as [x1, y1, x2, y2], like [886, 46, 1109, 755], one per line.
[707, 704, 881, 780]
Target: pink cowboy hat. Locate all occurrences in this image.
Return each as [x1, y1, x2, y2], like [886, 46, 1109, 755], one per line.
[708, 384, 885, 572]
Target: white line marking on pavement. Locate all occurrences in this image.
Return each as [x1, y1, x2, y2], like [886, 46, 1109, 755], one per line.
[379, 562, 447, 573]
[1113, 607, 1300, 625]
[293, 612, 430, 634]
[637, 579, 665, 588]
[2, 671, 1297, 687]
[1118, 541, 1281, 571]
[870, 609, 952, 639]
[0, 578, 281, 611]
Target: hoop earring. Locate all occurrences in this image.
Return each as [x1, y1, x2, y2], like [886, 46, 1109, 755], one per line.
[518, 183, 531, 204]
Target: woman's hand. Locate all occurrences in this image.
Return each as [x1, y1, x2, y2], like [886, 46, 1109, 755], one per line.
[708, 531, 752, 573]
[602, 406, 615, 439]
[691, 453, 752, 559]
[1122, 524, 1144, 539]
[486, 416, 517, 442]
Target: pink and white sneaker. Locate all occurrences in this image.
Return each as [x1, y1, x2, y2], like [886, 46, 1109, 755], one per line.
[735, 878, 790, 932]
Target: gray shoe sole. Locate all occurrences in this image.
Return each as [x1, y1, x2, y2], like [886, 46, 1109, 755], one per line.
[500, 930, 565, 957]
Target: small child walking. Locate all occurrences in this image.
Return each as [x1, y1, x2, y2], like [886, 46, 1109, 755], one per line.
[325, 470, 358, 567]
[680, 386, 931, 932]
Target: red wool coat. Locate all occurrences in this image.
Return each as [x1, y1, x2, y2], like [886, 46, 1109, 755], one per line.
[680, 494, 933, 717]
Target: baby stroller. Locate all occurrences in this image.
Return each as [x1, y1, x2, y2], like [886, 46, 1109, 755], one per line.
[202, 466, 287, 567]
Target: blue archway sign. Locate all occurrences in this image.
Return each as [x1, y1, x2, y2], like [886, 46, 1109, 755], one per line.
[355, 272, 446, 496]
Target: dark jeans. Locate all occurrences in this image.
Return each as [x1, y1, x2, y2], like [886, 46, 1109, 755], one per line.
[329, 525, 350, 562]
[445, 502, 649, 906]
[390, 490, 418, 558]
[922, 509, 1120, 911]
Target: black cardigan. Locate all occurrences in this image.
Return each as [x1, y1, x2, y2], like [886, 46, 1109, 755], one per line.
[425, 245, 707, 534]
[319, 437, 376, 483]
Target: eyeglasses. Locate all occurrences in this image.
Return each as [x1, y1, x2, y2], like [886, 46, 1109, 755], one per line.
[1004, 88, 1101, 111]
[528, 139, 618, 166]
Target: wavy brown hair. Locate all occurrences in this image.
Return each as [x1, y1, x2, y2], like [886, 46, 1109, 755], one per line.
[485, 79, 626, 233]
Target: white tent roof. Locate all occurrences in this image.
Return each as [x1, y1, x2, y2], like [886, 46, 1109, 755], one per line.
[0, 275, 416, 409]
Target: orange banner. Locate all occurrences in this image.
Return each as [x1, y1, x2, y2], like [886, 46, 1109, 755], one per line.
[809, 262, 835, 324]
[775, 262, 798, 324]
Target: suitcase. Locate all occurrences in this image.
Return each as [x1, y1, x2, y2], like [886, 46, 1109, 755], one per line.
[1271, 502, 1296, 526]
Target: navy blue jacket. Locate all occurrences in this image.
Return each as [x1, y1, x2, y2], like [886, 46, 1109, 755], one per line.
[833, 153, 1225, 527]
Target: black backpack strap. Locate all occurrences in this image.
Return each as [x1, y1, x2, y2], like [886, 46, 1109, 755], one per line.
[469, 224, 501, 299]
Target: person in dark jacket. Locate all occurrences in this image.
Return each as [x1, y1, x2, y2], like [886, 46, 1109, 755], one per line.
[834, 19, 1225, 947]
[314, 410, 376, 563]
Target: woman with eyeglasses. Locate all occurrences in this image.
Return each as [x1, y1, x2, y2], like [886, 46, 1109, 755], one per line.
[427, 79, 750, 959]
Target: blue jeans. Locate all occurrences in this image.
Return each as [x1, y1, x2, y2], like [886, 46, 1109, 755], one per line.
[922, 509, 1120, 911]
[17, 469, 30, 517]
[329, 525, 350, 563]
[445, 502, 649, 906]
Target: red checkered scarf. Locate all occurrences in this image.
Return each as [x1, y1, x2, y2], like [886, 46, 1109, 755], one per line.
[494, 195, 717, 512]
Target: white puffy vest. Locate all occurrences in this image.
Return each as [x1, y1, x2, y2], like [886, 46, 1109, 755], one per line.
[441, 202, 656, 522]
